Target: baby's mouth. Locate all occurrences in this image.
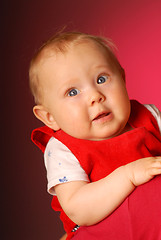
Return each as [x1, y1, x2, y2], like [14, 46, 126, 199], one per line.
[93, 112, 111, 121]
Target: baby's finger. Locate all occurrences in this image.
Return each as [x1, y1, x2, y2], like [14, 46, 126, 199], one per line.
[152, 159, 161, 168]
[154, 156, 161, 161]
[149, 167, 161, 176]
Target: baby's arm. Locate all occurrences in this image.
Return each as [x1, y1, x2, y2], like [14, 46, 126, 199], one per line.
[55, 156, 161, 226]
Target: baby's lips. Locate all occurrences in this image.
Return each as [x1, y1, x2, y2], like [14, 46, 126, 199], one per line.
[93, 111, 110, 121]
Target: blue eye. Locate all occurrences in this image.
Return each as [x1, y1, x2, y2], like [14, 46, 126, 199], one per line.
[68, 88, 80, 97]
[97, 75, 108, 84]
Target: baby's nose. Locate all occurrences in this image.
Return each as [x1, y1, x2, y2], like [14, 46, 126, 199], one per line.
[89, 90, 105, 106]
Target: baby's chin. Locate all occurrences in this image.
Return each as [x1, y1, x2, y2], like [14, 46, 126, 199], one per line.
[87, 125, 131, 141]
[68, 132, 116, 141]
[64, 123, 129, 141]
[74, 134, 112, 141]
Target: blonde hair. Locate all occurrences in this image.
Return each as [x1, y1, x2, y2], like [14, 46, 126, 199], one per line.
[29, 31, 125, 104]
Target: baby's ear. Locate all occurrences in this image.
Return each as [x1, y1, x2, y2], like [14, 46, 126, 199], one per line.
[33, 105, 60, 131]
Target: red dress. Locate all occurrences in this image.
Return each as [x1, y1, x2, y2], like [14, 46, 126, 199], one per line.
[32, 100, 161, 239]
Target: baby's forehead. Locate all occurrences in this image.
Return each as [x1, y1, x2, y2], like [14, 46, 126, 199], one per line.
[39, 39, 110, 65]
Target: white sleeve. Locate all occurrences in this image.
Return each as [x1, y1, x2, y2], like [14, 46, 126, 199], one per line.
[44, 137, 89, 195]
[144, 104, 161, 134]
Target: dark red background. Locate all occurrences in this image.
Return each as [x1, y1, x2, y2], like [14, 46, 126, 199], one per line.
[2, 0, 161, 239]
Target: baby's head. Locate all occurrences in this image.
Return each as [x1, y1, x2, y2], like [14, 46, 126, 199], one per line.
[29, 31, 131, 140]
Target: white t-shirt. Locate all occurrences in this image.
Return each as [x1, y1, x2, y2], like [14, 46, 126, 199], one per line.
[44, 104, 161, 195]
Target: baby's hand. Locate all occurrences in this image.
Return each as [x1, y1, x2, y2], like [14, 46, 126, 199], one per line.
[124, 156, 161, 186]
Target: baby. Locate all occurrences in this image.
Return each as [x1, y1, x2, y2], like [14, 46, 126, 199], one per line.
[30, 31, 161, 239]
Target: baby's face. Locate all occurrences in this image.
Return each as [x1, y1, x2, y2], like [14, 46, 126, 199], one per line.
[39, 41, 131, 140]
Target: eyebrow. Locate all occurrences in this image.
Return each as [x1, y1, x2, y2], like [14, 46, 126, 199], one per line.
[91, 64, 113, 74]
[56, 77, 80, 96]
